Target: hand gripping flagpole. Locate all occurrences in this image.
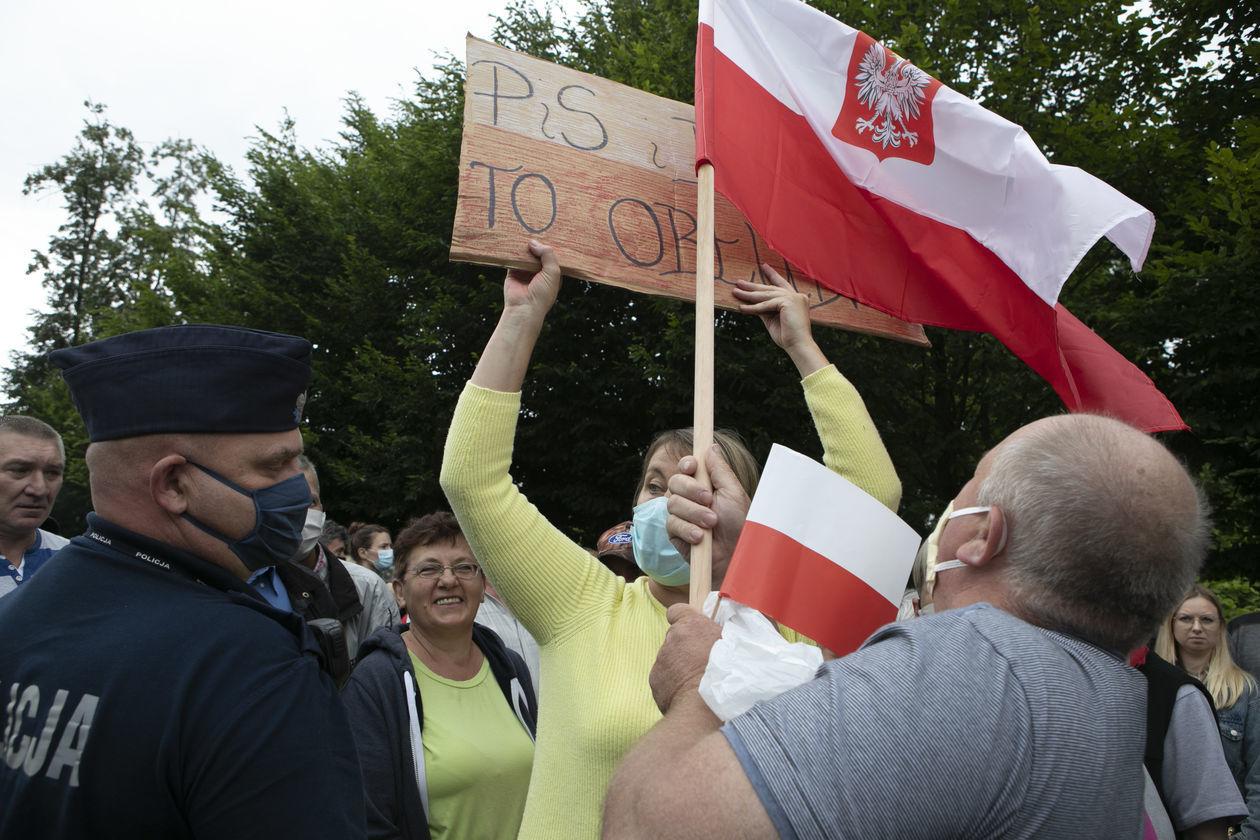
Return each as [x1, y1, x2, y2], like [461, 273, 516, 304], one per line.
[690, 162, 716, 611]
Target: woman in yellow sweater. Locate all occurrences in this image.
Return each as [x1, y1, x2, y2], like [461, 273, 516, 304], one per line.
[440, 240, 901, 839]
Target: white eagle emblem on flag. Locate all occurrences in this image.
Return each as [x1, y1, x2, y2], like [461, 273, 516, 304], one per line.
[852, 43, 931, 150]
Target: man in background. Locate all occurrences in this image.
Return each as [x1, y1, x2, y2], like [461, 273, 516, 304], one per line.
[0, 416, 67, 599]
[277, 455, 398, 665]
[321, 519, 349, 560]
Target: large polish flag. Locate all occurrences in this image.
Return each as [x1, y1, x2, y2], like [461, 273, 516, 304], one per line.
[696, 0, 1186, 432]
[721, 445, 920, 656]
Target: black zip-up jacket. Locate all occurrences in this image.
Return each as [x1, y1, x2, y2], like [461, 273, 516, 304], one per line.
[342, 623, 538, 839]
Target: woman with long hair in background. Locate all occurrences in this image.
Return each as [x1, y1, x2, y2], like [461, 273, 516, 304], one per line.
[1157, 583, 1260, 838]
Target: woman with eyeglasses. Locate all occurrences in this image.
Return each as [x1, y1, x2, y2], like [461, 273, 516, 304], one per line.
[342, 511, 538, 840]
[1156, 583, 1259, 838]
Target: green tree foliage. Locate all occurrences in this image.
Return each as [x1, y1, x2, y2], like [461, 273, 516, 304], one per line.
[1144, 123, 1260, 577]
[182, 62, 809, 539]
[499, 0, 1260, 567]
[1202, 576, 1260, 623]
[6, 101, 214, 533]
[6, 0, 1256, 581]
[21, 102, 146, 351]
[185, 81, 492, 530]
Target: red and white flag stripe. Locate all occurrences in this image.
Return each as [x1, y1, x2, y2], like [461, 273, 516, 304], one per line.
[720, 445, 920, 656]
[696, 0, 1185, 432]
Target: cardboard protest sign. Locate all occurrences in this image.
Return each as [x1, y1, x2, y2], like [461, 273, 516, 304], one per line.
[451, 37, 928, 345]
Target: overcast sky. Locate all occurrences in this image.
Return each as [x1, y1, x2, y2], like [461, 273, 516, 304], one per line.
[0, 0, 580, 402]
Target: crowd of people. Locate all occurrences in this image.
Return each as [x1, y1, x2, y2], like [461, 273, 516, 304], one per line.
[0, 239, 1256, 839]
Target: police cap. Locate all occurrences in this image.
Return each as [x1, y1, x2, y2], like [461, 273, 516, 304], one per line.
[50, 324, 312, 442]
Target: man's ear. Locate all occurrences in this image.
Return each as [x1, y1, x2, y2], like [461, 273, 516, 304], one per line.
[391, 578, 406, 612]
[955, 506, 1007, 567]
[150, 455, 191, 515]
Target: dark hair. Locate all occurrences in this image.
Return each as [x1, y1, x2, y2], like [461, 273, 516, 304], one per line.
[321, 519, 349, 555]
[392, 512, 470, 581]
[348, 523, 390, 565]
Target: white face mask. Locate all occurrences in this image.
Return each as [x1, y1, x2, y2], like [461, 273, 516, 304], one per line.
[291, 508, 326, 561]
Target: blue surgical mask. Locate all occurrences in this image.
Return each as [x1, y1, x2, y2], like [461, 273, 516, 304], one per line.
[630, 496, 691, 586]
[374, 549, 395, 573]
[182, 462, 312, 572]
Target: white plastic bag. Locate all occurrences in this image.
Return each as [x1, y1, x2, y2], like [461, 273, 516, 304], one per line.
[697, 591, 823, 722]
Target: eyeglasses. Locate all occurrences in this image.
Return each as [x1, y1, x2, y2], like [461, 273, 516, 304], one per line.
[1175, 614, 1216, 628]
[404, 562, 482, 581]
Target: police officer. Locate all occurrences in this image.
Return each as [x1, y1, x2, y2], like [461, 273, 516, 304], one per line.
[0, 325, 365, 839]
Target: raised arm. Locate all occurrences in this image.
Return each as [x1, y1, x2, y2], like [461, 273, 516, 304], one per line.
[730, 265, 828, 378]
[667, 267, 900, 566]
[736, 265, 900, 509]
[442, 241, 617, 643]
[470, 239, 563, 392]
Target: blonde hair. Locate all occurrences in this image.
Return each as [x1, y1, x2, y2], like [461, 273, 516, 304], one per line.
[636, 428, 760, 502]
[914, 501, 951, 603]
[1155, 583, 1256, 710]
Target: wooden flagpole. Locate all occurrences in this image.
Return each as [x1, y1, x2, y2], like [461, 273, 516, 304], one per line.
[689, 162, 716, 611]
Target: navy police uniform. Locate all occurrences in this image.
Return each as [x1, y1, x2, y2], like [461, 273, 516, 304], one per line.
[0, 325, 365, 839]
[0, 515, 362, 837]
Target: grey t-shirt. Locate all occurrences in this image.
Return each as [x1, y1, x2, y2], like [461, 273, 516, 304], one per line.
[1161, 683, 1246, 830]
[724, 603, 1146, 840]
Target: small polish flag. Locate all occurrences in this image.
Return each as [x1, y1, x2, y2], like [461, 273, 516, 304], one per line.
[721, 445, 920, 656]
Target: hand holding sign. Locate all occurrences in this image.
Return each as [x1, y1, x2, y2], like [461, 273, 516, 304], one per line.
[732, 265, 830, 377]
[503, 239, 562, 316]
[452, 37, 927, 347]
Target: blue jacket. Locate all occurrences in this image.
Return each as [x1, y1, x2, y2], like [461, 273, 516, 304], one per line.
[0, 514, 364, 839]
[342, 622, 537, 840]
[1218, 680, 1260, 839]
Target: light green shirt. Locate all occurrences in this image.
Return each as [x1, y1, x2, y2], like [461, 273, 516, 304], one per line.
[409, 651, 534, 840]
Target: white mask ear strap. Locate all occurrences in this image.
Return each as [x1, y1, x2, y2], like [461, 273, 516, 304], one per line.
[933, 559, 968, 573]
[946, 506, 1008, 555]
